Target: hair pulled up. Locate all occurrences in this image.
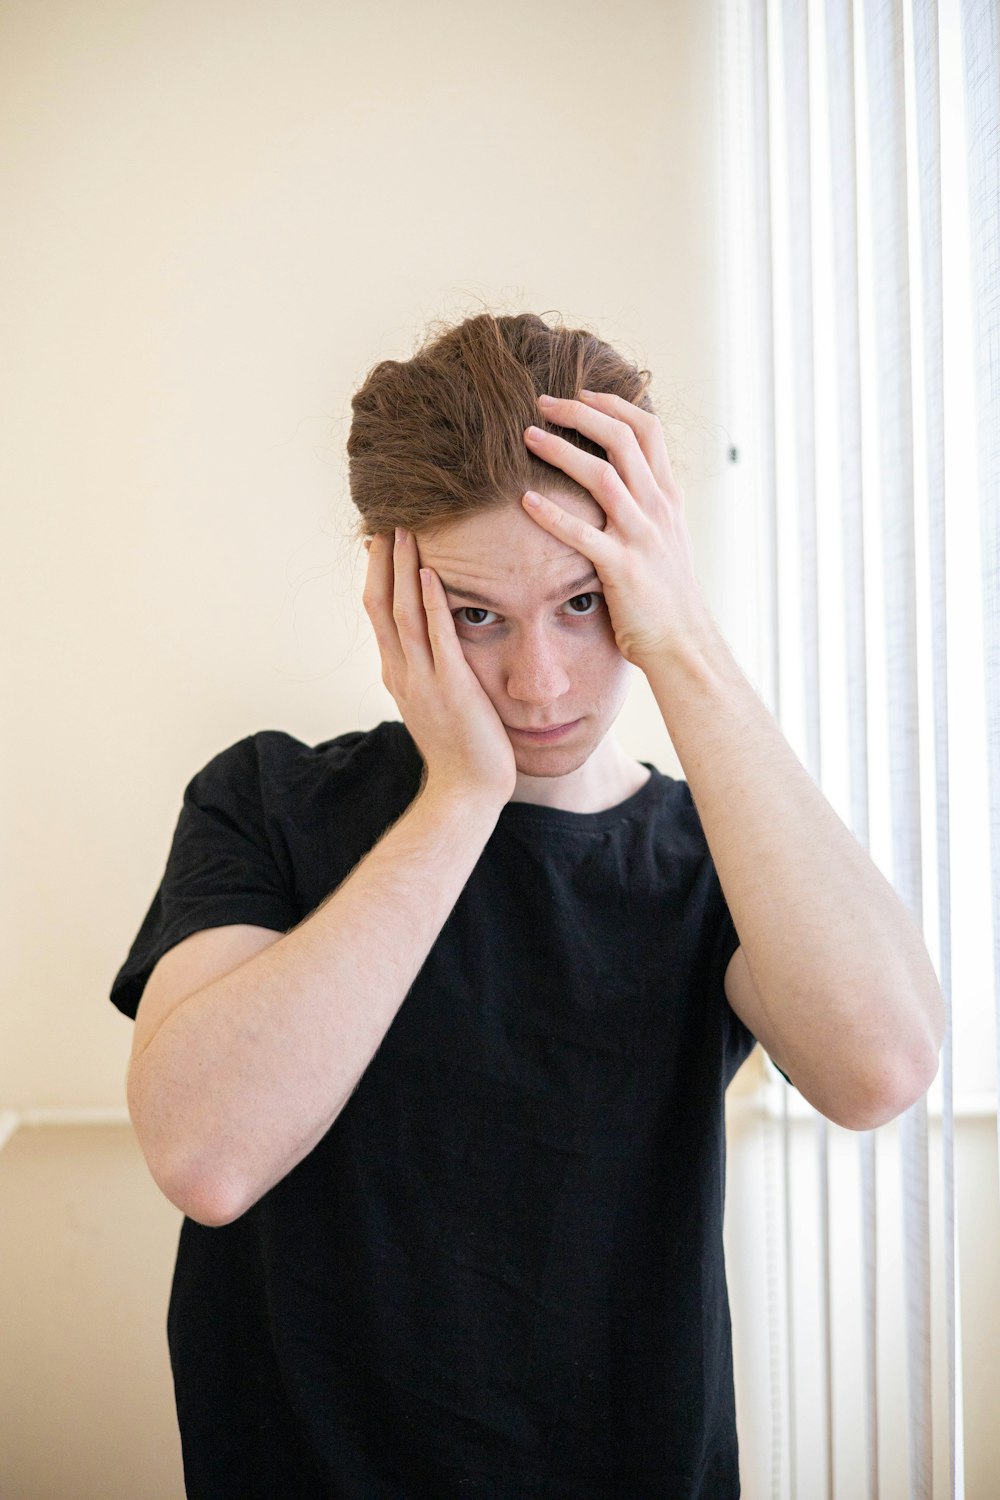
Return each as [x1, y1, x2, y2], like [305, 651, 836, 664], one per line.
[345, 310, 657, 544]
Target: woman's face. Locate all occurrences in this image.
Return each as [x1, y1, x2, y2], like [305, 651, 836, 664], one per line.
[412, 492, 636, 783]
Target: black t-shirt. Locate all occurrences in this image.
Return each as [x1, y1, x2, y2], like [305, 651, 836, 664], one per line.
[110, 720, 765, 1499]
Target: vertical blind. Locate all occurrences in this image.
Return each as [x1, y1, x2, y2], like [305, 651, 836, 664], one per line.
[717, 0, 999, 1495]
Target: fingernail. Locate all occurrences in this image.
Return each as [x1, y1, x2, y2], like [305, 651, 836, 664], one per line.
[537, 393, 557, 405]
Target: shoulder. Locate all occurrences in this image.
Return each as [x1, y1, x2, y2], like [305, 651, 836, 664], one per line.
[642, 772, 714, 857]
[187, 720, 413, 801]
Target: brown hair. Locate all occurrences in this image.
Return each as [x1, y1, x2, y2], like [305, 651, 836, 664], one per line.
[345, 309, 658, 544]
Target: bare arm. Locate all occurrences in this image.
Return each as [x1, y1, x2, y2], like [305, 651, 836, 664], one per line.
[508, 389, 946, 1129]
[127, 782, 502, 1227]
[644, 624, 945, 1126]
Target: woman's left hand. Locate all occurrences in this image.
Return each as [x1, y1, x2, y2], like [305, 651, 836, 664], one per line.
[521, 392, 719, 672]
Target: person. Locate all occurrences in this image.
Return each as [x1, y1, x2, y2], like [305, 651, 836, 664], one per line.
[110, 311, 944, 1499]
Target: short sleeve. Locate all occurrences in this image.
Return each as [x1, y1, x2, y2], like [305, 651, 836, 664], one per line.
[673, 778, 752, 1084]
[713, 906, 758, 1084]
[718, 923, 796, 1089]
[109, 735, 296, 1021]
[720, 937, 795, 1090]
[673, 777, 798, 1091]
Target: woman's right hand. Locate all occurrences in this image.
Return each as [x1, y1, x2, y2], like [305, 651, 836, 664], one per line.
[362, 528, 517, 807]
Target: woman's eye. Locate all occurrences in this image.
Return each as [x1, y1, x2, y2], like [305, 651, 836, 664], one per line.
[453, 595, 604, 630]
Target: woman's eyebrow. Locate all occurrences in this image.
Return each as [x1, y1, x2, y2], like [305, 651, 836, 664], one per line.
[439, 570, 600, 611]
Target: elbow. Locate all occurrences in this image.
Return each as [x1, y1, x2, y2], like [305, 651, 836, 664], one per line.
[176, 1179, 248, 1228]
[840, 969, 946, 1131]
[842, 1046, 941, 1133]
[152, 1156, 249, 1228]
[155, 1139, 251, 1227]
[127, 1069, 247, 1229]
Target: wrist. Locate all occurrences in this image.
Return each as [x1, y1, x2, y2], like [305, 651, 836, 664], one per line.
[638, 610, 736, 691]
[414, 776, 509, 822]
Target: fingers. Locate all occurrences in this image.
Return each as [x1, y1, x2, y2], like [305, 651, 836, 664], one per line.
[361, 533, 394, 659]
[361, 529, 432, 675]
[390, 529, 434, 669]
[418, 564, 464, 672]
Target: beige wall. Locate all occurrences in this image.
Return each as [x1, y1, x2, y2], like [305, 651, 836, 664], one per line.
[2, 2, 994, 1497]
[2, 0, 752, 1116]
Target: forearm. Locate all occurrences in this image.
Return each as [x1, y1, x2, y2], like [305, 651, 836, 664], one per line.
[129, 783, 501, 1225]
[644, 620, 945, 1107]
